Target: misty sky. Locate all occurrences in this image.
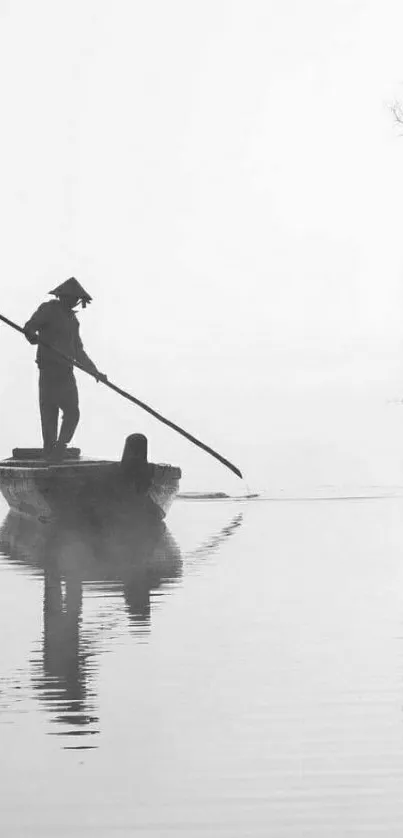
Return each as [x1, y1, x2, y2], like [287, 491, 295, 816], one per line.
[1, 0, 403, 492]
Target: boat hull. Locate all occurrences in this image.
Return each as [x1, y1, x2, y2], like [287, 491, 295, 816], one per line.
[0, 457, 181, 522]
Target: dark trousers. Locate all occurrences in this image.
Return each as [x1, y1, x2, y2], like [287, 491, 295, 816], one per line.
[39, 367, 80, 452]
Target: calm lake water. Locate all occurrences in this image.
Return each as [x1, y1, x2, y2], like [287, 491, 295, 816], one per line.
[2, 493, 403, 836]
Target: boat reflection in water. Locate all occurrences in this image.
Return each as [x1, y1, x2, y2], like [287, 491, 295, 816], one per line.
[0, 505, 243, 749]
[0, 509, 182, 749]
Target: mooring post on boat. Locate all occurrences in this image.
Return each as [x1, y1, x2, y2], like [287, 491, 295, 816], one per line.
[121, 433, 148, 469]
[120, 434, 150, 492]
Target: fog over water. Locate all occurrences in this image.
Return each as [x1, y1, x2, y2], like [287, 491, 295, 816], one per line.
[3, 3, 403, 836]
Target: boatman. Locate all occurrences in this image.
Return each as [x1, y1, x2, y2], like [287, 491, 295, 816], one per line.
[24, 278, 107, 461]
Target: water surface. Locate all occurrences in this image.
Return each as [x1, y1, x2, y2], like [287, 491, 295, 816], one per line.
[1, 495, 403, 836]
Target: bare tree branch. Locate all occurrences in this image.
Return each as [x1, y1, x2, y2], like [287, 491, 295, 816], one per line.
[390, 99, 403, 130]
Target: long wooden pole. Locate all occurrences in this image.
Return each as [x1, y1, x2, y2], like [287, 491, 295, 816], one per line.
[0, 313, 243, 479]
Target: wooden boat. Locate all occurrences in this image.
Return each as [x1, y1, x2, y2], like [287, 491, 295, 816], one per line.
[0, 434, 181, 523]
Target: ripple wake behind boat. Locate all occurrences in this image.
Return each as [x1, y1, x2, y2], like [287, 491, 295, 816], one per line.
[178, 491, 260, 500]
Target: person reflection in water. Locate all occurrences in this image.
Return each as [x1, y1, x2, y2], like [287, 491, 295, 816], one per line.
[0, 511, 182, 748]
[0, 508, 243, 749]
[41, 558, 98, 739]
[24, 278, 107, 462]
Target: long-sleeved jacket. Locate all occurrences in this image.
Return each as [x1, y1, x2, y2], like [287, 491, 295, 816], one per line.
[24, 300, 98, 374]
